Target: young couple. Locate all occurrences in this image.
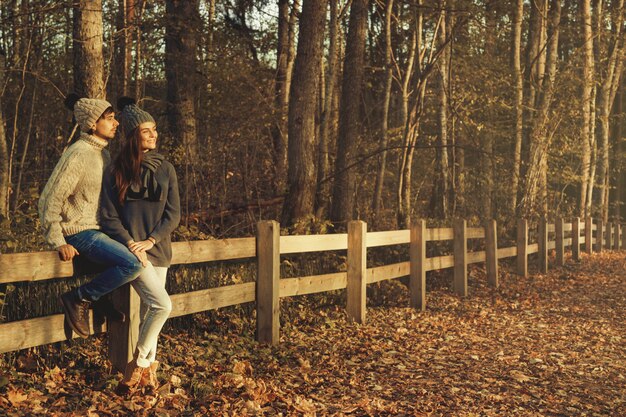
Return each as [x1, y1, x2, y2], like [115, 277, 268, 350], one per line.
[38, 94, 181, 394]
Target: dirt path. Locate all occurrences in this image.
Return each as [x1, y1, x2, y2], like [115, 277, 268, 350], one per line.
[1, 253, 625, 416]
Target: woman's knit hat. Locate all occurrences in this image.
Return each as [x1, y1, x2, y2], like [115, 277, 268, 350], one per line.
[64, 93, 112, 132]
[117, 96, 155, 137]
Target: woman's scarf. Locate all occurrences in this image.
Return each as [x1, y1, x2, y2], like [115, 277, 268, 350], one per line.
[126, 151, 165, 201]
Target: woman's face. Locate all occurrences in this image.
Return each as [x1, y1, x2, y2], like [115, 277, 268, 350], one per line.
[138, 122, 158, 152]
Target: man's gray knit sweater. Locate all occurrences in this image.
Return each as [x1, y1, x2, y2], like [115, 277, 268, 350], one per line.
[38, 133, 110, 248]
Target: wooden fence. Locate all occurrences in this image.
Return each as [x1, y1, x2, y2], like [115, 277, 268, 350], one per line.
[0, 217, 622, 371]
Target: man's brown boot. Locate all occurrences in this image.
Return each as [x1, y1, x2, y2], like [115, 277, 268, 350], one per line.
[139, 361, 159, 390]
[115, 359, 147, 395]
[59, 288, 90, 338]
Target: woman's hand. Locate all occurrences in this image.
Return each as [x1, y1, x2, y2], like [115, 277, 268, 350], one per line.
[128, 238, 155, 253]
[132, 249, 149, 267]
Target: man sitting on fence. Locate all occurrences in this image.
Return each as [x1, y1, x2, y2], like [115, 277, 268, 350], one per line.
[38, 93, 145, 338]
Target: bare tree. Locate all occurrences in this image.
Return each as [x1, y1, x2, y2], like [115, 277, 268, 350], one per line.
[595, 0, 624, 221]
[73, 0, 105, 98]
[281, 0, 328, 227]
[0, 48, 8, 220]
[331, 0, 368, 227]
[510, 0, 524, 217]
[316, 0, 342, 218]
[579, 0, 594, 218]
[430, 0, 450, 219]
[271, 0, 292, 195]
[371, 0, 394, 225]
[521, 0, 561, 217]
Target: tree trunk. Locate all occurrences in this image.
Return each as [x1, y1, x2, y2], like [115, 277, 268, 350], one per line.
[281, 0, 328, 227]
[596, 0, 624, 222]
[480, 0, 496, 221]
[73, 0, 105, 98]
[521, 0, 561, 218]
[271, 0, 291, 195]
[115, 0, 136, 97]
[580, 0, 594, 218]
[166, 0, 199, 225]
[330, 0, 368, 227]
[316, 0, 340, 218]
[430, 0, 449, 219]
[0, 49, 8, 220]
[511, 0, 523, 216]
[372, 0, 394, 225]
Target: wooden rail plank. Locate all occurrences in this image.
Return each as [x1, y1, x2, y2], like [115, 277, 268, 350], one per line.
[425, 255, 455, 271]
[280, 273, 347, 297]
[1, 238, 258, 284]
[527, 243, 539, 254]
[426, 228, 454, 241]
[497, 246, 517, 259]
[0, 311, 102, 354]
[0, 251, 73, 283]
[368, 262, 410, 284]
[366, 230, 410, 247]
[466, 228, 486, 239]
[170, 282, 256, 318]
[548, 241, 556, 250]
[171, 238, 256, 264]
[280, 234, 348, 254]
[467, 251, 486, 264]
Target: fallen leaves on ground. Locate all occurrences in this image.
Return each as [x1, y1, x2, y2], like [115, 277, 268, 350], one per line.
[1, 252, 625, 416]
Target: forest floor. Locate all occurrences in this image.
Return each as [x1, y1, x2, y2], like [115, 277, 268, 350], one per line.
[0, 252, 625, 416]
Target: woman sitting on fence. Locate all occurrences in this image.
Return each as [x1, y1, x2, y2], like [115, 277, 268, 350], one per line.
[100, 97, 181, 394]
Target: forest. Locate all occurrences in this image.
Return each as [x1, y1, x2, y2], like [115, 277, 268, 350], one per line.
[1, 1, 626, 415]
[0, 0, 624, 249]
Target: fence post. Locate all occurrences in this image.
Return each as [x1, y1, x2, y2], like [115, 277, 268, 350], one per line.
[485, 219, 498, 287]
[606, 222, 613, 250]
[109, 285, 141, 372]
[347, 220, 367, 323]
[556, 218, 564, 266]
[622, 224, 626, 250]
[410, 219, 426, 310]
[453, 219, 468, 297]
[537, 219, 548, 273]
[572, 217, 580, 261]
[585, 217, 593, 254]
[256, 220, 280, 345]
[596, 219, 603, 252]
[517, 219, 528, 277]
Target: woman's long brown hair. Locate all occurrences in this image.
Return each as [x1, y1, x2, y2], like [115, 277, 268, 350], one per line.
[112, 128, 144, 205]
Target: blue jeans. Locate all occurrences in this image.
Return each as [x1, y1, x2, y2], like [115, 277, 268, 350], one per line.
[66, 229, 144, 301]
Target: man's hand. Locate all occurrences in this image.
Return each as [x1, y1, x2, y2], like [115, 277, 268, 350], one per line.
[132, 249, 149, 267]
[57, 244, 79, 261]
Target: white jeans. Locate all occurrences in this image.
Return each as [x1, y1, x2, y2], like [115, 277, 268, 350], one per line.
[131, 263, 171, 368]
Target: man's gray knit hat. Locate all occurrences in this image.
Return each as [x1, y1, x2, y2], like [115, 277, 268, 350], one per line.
[64, 93, 112, 132]
[117, 96, 155, 137]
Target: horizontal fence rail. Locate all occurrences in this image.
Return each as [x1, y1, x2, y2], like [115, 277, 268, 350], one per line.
[1, 217, 623, 371]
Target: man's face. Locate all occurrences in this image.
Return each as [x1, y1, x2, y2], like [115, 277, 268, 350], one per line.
[93, 111, 119, 140]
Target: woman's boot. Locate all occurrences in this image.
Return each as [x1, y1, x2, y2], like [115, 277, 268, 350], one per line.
[139, 361, 160, 391]
[115, 358, 147, 395]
